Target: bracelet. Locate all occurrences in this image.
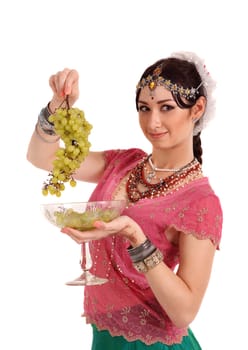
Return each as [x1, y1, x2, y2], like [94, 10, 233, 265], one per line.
[133, 248, 164, 273]
[35, 123, 60, 143]
[127, 239, 156, 263]
[127, 238, 164, 273]
[38, 103, 56, 136]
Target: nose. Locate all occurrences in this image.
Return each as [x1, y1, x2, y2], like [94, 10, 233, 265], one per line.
[149, 109, 162, 130]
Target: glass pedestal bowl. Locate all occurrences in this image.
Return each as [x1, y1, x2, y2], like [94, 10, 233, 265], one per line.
[40, 200, 126, 286]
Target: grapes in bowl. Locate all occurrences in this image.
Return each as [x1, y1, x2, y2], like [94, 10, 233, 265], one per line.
[40, 200, 127, 231]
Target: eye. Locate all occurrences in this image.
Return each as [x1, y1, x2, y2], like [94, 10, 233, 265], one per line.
[161, 104, 174, 111]
[138, 105, 150, 112]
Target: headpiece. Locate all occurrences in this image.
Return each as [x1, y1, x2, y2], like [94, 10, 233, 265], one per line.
[136, 64, 203, 101]
[137, 51, 216, 135]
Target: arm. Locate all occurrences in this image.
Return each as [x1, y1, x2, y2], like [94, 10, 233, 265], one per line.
[145, 232, 216, 328]
[26, 68, 106, 183]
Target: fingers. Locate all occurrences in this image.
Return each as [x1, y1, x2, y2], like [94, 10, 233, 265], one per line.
[63, 69, 79, 96]
[61, 225, 108, 244]
[60, 216, 146, 245]
[93, 221, 106, 229]
[60, 219, 119, 244]
[49, 68, 79, 105]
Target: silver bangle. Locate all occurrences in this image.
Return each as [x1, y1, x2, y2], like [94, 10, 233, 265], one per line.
[127, 239, 156, 263]
[35, 123, 60, 143]
[38, 104, 56, 136]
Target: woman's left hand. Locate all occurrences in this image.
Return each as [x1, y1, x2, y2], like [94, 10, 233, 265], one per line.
[61, 215, 147, 247]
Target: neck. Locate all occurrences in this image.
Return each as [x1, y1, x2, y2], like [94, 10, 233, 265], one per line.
[148, 154, 195, 173]
[150, 150, 195, 170]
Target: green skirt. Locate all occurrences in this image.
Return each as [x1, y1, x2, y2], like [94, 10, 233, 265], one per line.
[91, 325, 202, 350]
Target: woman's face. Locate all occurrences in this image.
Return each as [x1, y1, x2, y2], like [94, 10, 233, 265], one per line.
[137, 86, 197, 151]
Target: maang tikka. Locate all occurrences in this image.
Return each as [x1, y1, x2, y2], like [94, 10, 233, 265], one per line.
[136, 63, 203, 100]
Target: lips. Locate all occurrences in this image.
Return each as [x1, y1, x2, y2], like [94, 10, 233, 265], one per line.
[149, 131, 168, 139]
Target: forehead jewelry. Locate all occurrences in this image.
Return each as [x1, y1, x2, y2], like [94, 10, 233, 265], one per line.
[136, 64, 203, 100]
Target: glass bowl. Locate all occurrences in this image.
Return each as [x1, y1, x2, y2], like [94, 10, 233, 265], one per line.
[40, 200, 127, 231]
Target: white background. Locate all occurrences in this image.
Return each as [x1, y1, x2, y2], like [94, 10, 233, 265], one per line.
[0, 0, 247, 349]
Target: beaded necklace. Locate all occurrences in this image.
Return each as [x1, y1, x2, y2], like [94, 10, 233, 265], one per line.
[126, 156, 202, 203]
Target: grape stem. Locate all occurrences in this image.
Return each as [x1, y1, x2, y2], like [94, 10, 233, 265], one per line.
[55, 95, 70, 111]
[65, 95, 70, 109]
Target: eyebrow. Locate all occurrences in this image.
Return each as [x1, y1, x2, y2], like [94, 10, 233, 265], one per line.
[138, 98, 174, 105]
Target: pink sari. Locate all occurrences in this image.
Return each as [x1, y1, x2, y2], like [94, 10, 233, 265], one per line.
[84, 148, 222, 345]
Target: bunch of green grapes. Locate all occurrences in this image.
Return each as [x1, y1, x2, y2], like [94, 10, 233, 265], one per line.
[42, 107, 92, 197]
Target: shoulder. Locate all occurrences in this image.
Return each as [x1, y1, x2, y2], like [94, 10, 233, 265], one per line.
[191, 178, 222, 211]
[154, 178, 223, 247]
[178, 178, 223, 246]
[177, 177, 223, 222]
[178, 177, 222, 207]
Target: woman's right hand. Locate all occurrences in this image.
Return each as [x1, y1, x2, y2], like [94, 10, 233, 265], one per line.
[48, 68, 80, 112]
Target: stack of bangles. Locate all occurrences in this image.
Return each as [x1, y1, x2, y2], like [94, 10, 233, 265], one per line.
[127, 239, 164, 273]
[35, 104, 60, 143]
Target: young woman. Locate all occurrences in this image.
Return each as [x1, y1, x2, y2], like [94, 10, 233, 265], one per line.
[27, 51, 223, 349]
